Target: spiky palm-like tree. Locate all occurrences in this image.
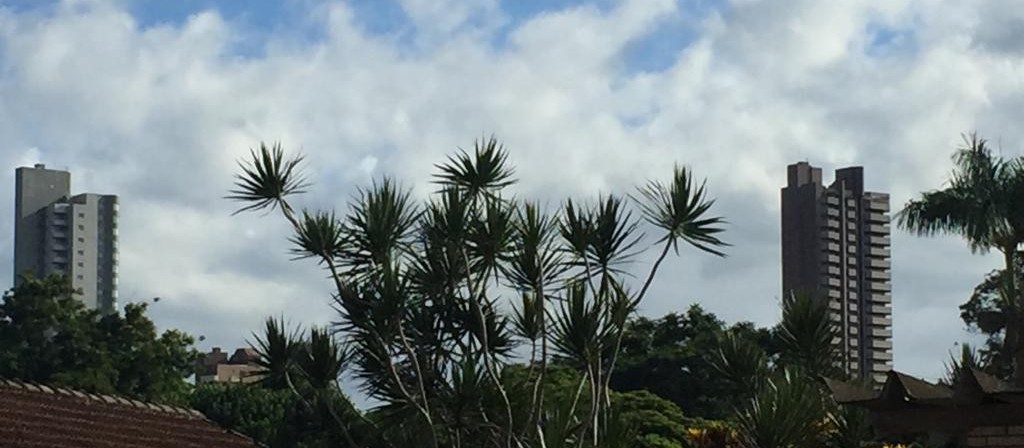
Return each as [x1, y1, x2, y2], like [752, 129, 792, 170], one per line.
[777, 292, 842, 379]
[229, 137, 728, 448]
[898, 133, 1024, 383]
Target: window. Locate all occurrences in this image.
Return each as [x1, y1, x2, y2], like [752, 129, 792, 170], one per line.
[77, 250, 84, 256]
[77, 262, 84, 268]
[78, 213, 84, 218]
[78, 225, 84, 230]
[77, 237, 84, 243]
[76, 275, 83, 280]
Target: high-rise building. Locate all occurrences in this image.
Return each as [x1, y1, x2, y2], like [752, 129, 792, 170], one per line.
[781, 162, 892, 383]
[14, 164, 118, 312]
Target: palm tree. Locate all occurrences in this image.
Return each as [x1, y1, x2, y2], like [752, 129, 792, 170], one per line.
[897, 133, 1024, 383]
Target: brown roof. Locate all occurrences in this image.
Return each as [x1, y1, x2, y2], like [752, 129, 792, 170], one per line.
[886, 371, 953, 401]
[0, 379, 257, 448]
[228, 347, 260, 365]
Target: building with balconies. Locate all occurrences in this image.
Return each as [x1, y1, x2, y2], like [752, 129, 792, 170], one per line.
[13, 164, 118, 312]
[781, 162, 893, 384]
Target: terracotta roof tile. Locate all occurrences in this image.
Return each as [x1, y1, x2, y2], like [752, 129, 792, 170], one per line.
[0, 380, 256, 448]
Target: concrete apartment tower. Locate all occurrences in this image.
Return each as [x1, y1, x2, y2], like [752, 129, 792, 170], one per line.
[14, 164, 118, 313]
[781, 162, 892, 383]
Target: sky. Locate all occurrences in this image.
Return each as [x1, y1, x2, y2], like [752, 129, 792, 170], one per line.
[1, 0, 1022, 383]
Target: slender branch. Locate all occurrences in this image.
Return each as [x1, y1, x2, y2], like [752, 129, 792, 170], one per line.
[372, 330, 439, 448]
[635, 238, 673, 305]
[396, 323, 439, 445]
[563, 375, 588, 435]
[462, 249, 515, 448]
[599, 238, 673, 431]
[530, 282, 548, 440]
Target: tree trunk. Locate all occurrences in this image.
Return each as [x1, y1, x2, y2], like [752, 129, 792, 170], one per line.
[1003, 247, 1024, 385]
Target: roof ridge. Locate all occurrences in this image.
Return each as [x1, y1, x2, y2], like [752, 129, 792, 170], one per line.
[0, 378, 204, 418]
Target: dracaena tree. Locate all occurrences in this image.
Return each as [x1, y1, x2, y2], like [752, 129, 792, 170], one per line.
[229, 137, 727, 448]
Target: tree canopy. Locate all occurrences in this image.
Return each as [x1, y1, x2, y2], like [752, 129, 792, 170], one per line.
[0, 275, 197, 405]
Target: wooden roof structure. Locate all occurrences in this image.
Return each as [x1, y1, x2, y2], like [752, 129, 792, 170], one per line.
[828, 369, 1024, 435]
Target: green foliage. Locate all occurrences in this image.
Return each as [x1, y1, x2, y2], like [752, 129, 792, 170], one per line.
[613, 305, 774, 419]
[734, 370, 827, 448]
[613, 390, 690, 448]
[960, 265, 1019, 379]
[190, 382, 292, 445]
[0, 275, 197, 405]
[714, 284, 876, 448]
[502, 364, 689, 448]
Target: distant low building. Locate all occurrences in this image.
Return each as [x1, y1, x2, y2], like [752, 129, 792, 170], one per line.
[196, 347, 263, 384]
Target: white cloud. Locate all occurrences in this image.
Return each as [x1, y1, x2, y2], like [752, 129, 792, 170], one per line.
[0, 0, 1021, 381]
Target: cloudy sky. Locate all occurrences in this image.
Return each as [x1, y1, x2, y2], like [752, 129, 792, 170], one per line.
[2, 0, 1021, 382]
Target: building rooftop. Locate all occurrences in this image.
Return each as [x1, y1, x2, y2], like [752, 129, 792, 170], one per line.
[0, 378, 256, 447]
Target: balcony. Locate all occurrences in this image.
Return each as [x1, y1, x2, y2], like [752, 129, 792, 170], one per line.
[869, 282, 891, 292]
[870, 304, 890, 315]
[871, 339, 893, 349]
[870, 293, 892, 304]
[869, 247, 891, 258]
[866, 258, 891, 269]
[866, 270, 891, 281]
[867, 212, 889, 223]
[867, 223, 890, 235]
[866, 200, 889, 212]
[867, 235, 891, 246]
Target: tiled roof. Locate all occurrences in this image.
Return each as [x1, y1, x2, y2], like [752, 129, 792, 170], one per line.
[0, 379, 257, 447]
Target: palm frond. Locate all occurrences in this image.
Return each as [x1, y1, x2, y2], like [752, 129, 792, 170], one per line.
[343, 177, 420, 278]
[586, 195, 643, 276]
[504, 201, 566, 291]
[551, 283, 607, 368]
[511, 291, 542, 342]
[249, 316, 302, 390]
[289, 209, 348, 262]
[227, 142, 309, 215]
[468, 196, 516, 274]
[433, 136, 517, 199]
[897, 132, 1011, 254]
[298, 326, 350, 391]
[777, 292, 842, 379]
[633, 165, 728, 257]
[711, 329, 769, 395]
[735, 369, 826, 448]
[943, 342, 984, 386]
